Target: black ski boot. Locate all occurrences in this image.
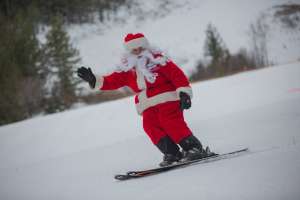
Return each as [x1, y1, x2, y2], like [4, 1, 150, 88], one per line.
[178, 134, 210, 163]
[156, 135, 182, 167]
[159, 151, 183, 167]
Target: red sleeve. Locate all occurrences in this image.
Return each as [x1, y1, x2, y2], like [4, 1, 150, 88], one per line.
[101, 71, 128, 90]
[159, 56, 193, 98]
[160, 60, 190, 88]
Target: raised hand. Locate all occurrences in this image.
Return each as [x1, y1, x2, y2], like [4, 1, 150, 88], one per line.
[77, 67, 95, 84]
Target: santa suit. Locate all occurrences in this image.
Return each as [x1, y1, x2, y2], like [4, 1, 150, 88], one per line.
[89, 54, 193, 145]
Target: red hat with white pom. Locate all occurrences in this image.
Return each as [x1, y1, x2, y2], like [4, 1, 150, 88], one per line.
[123, 33, 149, 50]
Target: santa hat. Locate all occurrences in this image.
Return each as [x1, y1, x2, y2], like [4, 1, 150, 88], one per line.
[123, 33, 149, 50]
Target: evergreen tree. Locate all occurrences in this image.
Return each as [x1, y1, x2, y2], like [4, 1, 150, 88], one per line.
[0, 10, 43, 125]
[204, 23, 227, 61]
[204, 23, 228, 77]
[43, 13, 81, 114]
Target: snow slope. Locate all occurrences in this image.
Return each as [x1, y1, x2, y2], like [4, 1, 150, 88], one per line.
[44, 0, 300, 79]
[0, 62, 300, 200]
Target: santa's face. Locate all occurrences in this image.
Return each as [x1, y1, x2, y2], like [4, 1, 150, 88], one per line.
[131, 47, 145, 55]
[115, 46, 167, 83]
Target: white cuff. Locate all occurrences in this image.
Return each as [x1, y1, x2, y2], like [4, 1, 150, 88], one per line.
[176, 87, 193, 99]
[89, 74, 104, 91]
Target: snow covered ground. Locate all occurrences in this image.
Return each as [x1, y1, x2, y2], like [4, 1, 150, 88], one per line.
[0, 62, 300, 199]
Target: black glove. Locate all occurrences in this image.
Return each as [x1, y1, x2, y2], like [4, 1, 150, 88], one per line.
[77, 67, 96, 88]
[179, 92, 191, 111]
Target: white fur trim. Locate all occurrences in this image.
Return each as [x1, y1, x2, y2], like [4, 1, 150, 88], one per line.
[135, 91, 180, 115]
[135, 67, 147, 90]
[176, 87, 193, 99]
[124, 37, 149, 50]
[89, 74, 104, 91]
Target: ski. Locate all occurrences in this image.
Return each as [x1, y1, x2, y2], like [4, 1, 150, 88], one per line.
[114, 147, 249, 180]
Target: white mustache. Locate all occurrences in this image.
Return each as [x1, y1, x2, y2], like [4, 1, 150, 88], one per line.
[139, 50, 167, 66]
[115, 50, 168, 83]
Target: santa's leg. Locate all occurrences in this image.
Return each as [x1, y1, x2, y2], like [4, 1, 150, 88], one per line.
[157, 101, 194, 144]
[143, 106, 182, 166]
[157, 101, 206, 162]
[142, 107, 167, 145]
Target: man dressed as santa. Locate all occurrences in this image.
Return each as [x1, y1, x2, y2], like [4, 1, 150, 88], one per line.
[77, 33, 210, 166]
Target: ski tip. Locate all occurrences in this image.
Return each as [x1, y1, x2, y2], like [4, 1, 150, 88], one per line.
[114, 174, 130, 181]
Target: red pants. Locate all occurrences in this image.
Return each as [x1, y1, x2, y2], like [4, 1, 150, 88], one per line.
[143, 100, 193, 145]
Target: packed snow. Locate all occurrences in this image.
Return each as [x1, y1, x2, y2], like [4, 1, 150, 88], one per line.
[0, 62, 300, 199]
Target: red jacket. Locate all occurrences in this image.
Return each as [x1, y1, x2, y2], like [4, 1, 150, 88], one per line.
[89, 54, 193, 115]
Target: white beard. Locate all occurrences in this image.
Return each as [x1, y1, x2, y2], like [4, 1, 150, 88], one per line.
[115, 49, 168, 83]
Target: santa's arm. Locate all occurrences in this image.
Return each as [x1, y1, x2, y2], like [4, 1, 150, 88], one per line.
[89, 71, 128, 91]
[160, 59, 193, 98]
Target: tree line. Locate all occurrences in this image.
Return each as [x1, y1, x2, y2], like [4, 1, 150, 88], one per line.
[0, 0, 133, 126]
[0, 11, 80, 125]
[190, 4, 300, 81]
[1, 0, 132, 31]
[190, 20, 268, 82]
